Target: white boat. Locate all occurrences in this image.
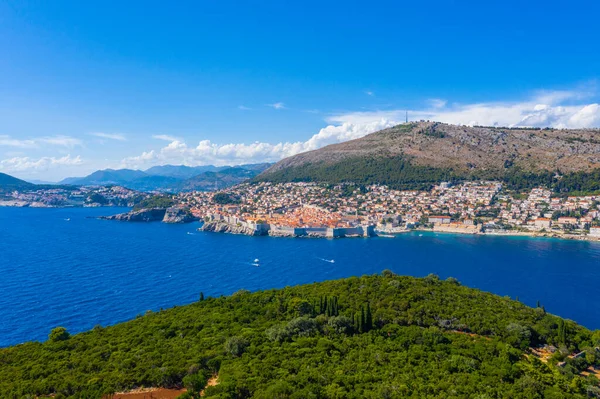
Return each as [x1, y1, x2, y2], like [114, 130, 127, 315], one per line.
[254, 258, 259, 263]
[378, 234, 394, 238]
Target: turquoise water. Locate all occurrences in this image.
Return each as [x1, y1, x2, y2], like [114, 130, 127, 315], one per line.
[1, 206, 600, 347]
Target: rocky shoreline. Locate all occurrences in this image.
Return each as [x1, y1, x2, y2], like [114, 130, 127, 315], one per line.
[200, 220, 265, 235]
[200, 217, 376, 238]
[99, 207, 199, 224]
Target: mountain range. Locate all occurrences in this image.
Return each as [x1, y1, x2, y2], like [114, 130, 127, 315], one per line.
[59, 163, 272, 192]
[257, 122, 600, 191]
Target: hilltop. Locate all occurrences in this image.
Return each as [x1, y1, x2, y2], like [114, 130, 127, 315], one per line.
[0, 172, 35, 192]
[257, 122, 600, 191]
[1, 273, 599, 398]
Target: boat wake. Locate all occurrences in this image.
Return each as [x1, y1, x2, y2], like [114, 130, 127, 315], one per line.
[318, 258, 335, 264]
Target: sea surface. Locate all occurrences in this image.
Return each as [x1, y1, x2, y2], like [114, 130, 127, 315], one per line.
[1, 206, 600, 347]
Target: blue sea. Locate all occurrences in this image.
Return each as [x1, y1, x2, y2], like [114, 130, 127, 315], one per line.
[1, 206, 600, 347]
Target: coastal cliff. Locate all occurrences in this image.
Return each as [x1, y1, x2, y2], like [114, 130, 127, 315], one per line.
[162, 207, 199, 223]
[100, 208, 166, 222]
[200, 214, 376, 238]
[200, 220, 267, 236]
[100, 207, 199, 223]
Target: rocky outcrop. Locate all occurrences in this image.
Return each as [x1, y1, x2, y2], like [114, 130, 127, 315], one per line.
[162, 207, 199, 224]
[200, 221, 267, 236]
[100, 208, 167, 222]
[100, 207, 199, 223]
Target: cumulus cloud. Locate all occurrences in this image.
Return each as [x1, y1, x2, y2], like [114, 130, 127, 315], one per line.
[89, 132, 127, 141]
[331, 90, 600, 129]
[0, 135, 82, 148]
[120, 88, 600, 170]
[267, 102, 286, 110]
[120, 119, 396, 169]
[0, 154, 83, 173]
[238, 105, 252, 110]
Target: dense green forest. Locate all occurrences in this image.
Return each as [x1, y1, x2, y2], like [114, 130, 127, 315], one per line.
[132, 195, 176, 211]
[1, 273, 599, 398]
[254, 157, 457, 191]
[255, 156, 600, 194]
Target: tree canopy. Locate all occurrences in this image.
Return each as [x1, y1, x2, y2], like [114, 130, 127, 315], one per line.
[1, 273, 599, 398]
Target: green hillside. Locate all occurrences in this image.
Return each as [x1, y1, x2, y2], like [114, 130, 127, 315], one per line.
[256, 122, 600, 193]
[1, 273, 599, 398]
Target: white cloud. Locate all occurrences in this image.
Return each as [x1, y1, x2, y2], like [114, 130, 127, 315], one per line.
[0, 135, 82, 148]
[89, 132, 127, 141]
[153, 134, 181, 142]
[365, 91, 375, 97]
[119, 89, 600, 170]
[331, 90, 600, 129]
[428, 98, 447, 109]
[0, 154, 83, 173]
[238, 105, 252, 110]
[267, 102, 286, 110]
[120, 119, 396, 169]
[0, 136, 36, 148]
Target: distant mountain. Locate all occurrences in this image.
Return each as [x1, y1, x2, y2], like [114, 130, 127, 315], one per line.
[26, 179, 56, 185]
[174, 166, 265, 192]
[0, 173, 35, 192]
[256, 122, 600, 191]
[143, 165, 224, 179]
[60, 163, 273, 192]
[60, 169, 148, 186]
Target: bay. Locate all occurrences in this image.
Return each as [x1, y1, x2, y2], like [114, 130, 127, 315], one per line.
[1, 206, 599, 347]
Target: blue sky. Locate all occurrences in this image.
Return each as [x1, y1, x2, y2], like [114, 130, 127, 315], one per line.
[1, 0, 600, 181]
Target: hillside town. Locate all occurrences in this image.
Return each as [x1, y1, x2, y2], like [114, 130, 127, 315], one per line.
[0, 185, 144, 208]
[178, 181, 600, 239]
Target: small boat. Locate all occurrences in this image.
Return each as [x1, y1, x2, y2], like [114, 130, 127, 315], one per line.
[378, 234, 394, 238]
[254, 258, 259, 263]
[64, 218, 71, 221]
[418, 234, 423, 237]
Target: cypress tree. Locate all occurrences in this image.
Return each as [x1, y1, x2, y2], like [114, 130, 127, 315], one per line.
[365, 302, 373, 331]
[333, 296, 338, 316]
[360, 307, 366, 333]
[320, 296, 324, 314]
[199, 292, 204, 301]
[536, 300, 540, 308]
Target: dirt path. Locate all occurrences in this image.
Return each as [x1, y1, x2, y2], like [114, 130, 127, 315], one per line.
[201, 375, 219, 397]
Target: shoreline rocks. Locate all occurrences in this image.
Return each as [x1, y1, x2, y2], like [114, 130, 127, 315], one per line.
[200, 221, 267, 236]
[162, 207, 199, 224]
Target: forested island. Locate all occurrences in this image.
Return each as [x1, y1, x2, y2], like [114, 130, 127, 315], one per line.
[1, 273, 599, 398]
